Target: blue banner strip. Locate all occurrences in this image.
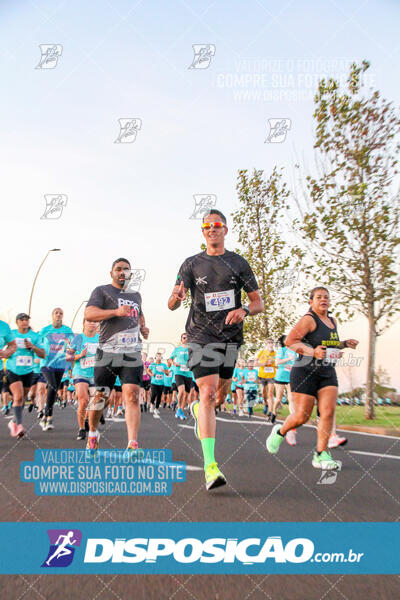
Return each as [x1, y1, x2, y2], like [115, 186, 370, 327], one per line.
[0, 522, 398, 574]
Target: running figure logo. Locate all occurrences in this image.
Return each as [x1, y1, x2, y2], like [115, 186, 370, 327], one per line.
[265, 119, 291, 143]
[317, 461, 342, 485]
[36, 44, 63, 69]
[41, 529, 82, 567]
[123, 269, 146, 293]
[190, 194, 217, 220]
[40, 194, 68, 220]
[114, 118, 142, 143]
[188, 44, 216, 69]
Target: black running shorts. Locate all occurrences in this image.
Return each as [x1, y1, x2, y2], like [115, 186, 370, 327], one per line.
[290, 366, 338, 397]
[94, 349, 143, 390]
[6, 371, 33, 388]
[175, 374, 192, 393]
[188, 343, 239, 380]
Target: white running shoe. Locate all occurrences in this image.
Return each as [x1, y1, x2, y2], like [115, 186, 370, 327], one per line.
[153, 409, 160, 419]
[149, 405, 154, 414]
[285, 429, 297, 446]
[328, 433, 347, 448]
[239, 409, 244, 417]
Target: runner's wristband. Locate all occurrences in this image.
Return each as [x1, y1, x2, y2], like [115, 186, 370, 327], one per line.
[242, 305, 250, 317]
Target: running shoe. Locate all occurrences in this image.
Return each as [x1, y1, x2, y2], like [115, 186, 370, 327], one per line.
[149, 405, 154, 414]
[190, 400, 200, 440]
[266, 424, 285, 454]
[8, 420, 18, 437]
[16, 424, 25, 438]
[1, 406, 6, 414]
[239, 409, 244, 417]
[126, 440, 139, 451]
[106, 407, 112, 418]
[270, 413, 276, 424]
[86, 434, 99, 451]
[44, 418, 54, 431]
[312, 450, 340, 470]
[205, 462, 226, 491]
[285, 429, 297, 446]
[28, 402, 34, 413]
[153, 409, 160, 419]
[263, 405, 268, 415]
[84, 418, 89, 432]
[4, 406, 9, 415]
[76, 429, 86, 440]
[328, 433, 348, 449]
[39, 416, 47, 430]
[116, 407, 124, 416]
[37, 410, 43, 420]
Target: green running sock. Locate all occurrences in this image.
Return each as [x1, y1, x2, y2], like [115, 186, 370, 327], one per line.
[201, 438, 216, 469]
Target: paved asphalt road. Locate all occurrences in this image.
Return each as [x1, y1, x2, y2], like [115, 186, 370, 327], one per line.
[0, 404, 399, 600]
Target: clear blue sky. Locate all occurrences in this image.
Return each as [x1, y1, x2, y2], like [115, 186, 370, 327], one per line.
[1, 0, 399, 389]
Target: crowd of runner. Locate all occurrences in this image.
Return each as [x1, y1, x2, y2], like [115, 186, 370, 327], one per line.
[0, 209, 358, 491]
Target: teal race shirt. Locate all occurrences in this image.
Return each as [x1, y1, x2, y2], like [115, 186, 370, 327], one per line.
[0, 321, 13, 349]
[70, 333, 99, 380]
[149, 362, 167, 386]
[170, 346, 190, 376]
[275, 347, 297, 383]
[39, 324, 73, 370]
[233, 367, 245, 388]
[242, 368, 258, 391]
[7, 330, 42, 375]
[164, 366, 173, 387]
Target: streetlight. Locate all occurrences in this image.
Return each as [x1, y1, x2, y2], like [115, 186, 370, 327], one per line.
[71, 300, 88, 331]
[28, 249, 61, 316]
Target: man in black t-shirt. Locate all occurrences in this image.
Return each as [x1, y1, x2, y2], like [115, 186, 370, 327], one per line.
[168, 210, 264, 490]
[85, 258, 149, 451]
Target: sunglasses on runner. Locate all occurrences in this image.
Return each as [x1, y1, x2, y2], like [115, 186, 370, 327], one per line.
[201, 222, 225, 230]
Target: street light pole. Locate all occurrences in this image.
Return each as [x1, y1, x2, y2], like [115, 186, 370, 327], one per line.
[28, 249, 61, 316]
[71, 300, 88, 331]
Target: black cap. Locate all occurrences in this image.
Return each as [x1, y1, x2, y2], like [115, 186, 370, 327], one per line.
[16, 313, 30, 321]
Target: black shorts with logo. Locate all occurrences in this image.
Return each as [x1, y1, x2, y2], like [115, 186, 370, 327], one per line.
[188, 342, 239, 380]
[94, 349, 143, 390]
[290, 366, 338, 397]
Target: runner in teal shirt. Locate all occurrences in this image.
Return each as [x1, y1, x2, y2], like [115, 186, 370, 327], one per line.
[241, 360, 258, 417]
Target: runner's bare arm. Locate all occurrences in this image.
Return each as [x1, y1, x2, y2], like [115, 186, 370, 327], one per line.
[168, 281, 186, 311]
[139, 314, 149, 339]
[285, 315, 324, 358]
[0, 339, 17, 359]
[85, 305, 130, 321]
[225, 289, 264, 325]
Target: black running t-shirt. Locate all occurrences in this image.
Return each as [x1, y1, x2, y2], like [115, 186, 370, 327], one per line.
[87, 284, 143, 353]
[175, 250, 259, 345]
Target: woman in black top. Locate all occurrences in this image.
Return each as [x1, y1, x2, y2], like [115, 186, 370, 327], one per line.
[266, 287, 358, 470]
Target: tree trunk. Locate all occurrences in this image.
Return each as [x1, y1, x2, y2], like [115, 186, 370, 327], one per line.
[365, 313, 376, 420]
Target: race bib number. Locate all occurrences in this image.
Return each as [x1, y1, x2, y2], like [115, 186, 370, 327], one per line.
[285, 364, 292, 372]
[86, 343, 98, 354]
[325, 348, 341, 364]
[117, 332, 138, 347]
[264, 367, 274, 373]
[155, 373, 163, 380]
[204, 289, 235, 312]
[16, 338, 30, 349]
[16, 356, 32, 367]
[247, 372, 256, 381]
[180, 365, 189, 372]
[81, 357, 95, 369]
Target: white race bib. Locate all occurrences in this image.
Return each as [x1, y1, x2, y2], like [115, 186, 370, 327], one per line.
[247, 372, 256, 381]
[155, 373, 163, 380]
[264, 367, 274, 373]
[204, 289, 235, 312]
[285, 364, 292, 372]
[81, 356, 95, 369]
[180, 365, 189, 372]
[16, 356, 32, 367]
[16, 337, 30, 349]
[324, 347, 341, 365]
[117, 332, 138, 347]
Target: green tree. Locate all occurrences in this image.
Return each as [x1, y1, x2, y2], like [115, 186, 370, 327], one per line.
[233, 167, 300, 351]
[294, 60, 400, 419]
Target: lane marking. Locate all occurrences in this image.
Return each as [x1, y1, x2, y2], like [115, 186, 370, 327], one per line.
[349, 450, 400, 460]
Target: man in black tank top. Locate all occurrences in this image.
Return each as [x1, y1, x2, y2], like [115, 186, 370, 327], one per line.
[168, 209, 264, 491]
[266, 287, 358, 471]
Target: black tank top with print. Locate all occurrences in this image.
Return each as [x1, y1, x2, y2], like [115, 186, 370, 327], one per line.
[296, 309, 341, 370]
